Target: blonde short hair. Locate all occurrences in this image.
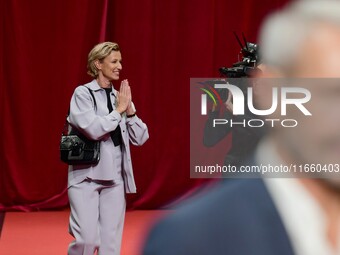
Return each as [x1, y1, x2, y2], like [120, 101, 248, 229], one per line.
[87, 42, 120, 78]
[259, 0, 340, 71]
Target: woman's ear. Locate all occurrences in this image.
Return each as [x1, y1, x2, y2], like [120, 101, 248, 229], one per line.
[94, 59, 101, 70]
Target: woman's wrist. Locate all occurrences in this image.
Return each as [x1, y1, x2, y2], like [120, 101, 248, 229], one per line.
[127, 113, 136, 118]
[116, 106, 125, 115]
[126, 107, 135, 116]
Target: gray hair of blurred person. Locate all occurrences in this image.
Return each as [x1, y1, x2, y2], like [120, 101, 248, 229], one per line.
[259, 0, 340, 182]
[259, 0, 340, 73]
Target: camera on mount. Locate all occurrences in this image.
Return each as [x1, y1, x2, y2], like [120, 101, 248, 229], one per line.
[200, 33, 260, 103]
[219, 39, 259, 78]
[215, 33, 261, 102]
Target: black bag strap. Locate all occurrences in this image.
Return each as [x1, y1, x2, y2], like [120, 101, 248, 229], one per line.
[62, 86, 97, 135]
[86, 86, 97, 111]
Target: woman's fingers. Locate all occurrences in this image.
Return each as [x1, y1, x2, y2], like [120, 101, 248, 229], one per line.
[120, 81, 125, 95]
[127, 86, 131, 101]
[116, 79, 132, 113]
[120, 79, 130, 96]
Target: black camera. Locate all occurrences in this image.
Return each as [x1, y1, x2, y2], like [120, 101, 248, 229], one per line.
[201, 33, 260, 103]
[219, 33, 260, 78]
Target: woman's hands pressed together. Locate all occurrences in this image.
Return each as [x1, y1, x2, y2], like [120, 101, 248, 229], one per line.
[116, 79, 132, 114]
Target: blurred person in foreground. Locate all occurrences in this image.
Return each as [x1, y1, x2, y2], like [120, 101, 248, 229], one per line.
[67, 42, 149, 255]
[143, 1, 340, 255]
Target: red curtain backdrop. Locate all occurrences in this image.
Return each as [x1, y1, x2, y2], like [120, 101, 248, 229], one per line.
[0, 0, 288, 211]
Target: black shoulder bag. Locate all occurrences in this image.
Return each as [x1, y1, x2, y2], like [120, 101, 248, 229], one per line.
[60, 87, 100, 165]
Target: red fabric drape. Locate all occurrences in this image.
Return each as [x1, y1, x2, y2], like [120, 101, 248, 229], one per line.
[0, 0, 288, 211]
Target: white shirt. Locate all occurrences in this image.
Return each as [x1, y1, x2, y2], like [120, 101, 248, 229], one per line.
[255, 137, 340, 255]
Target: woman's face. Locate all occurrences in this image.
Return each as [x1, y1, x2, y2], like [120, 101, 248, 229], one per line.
[97, 51, 122, 81]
